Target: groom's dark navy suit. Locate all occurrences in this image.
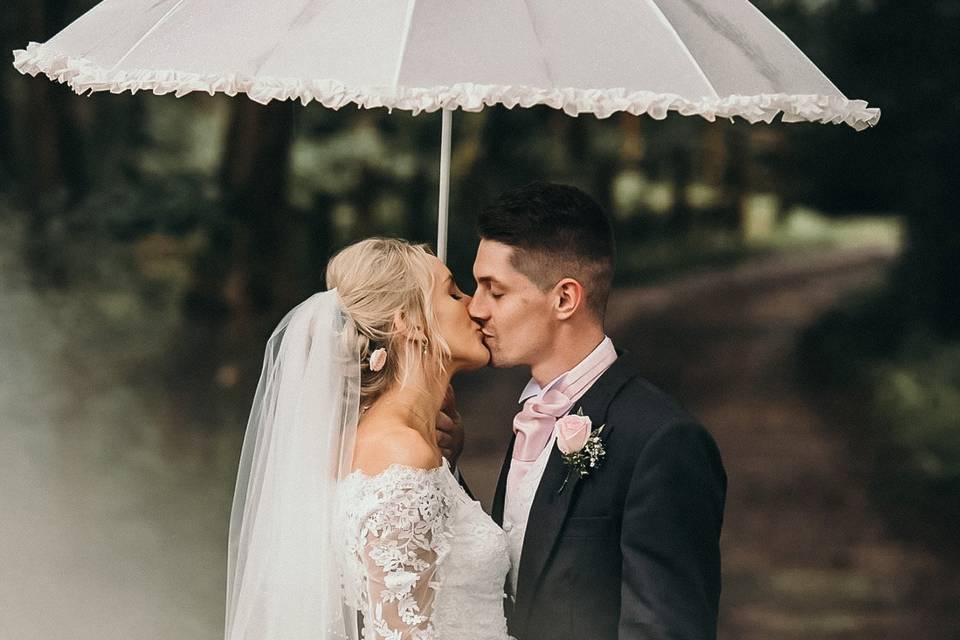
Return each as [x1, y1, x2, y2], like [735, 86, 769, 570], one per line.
[491, 351, 726, 640]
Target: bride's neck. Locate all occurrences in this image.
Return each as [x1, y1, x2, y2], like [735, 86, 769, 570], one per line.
[367, 364, 454, 437]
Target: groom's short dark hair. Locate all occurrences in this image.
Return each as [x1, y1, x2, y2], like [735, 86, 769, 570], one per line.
[478, 181, 615, 320]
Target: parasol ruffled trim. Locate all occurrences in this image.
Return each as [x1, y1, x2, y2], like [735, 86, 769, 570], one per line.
[13, 41, 880, 130]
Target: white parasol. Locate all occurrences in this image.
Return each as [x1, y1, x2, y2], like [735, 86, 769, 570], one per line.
[13, 0, 880, 261]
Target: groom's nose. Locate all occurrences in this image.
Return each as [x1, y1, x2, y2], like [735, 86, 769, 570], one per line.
[467, 294, 487, 323]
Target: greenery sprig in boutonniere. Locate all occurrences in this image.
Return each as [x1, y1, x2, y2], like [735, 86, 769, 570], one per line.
[555, 408, 606, 494]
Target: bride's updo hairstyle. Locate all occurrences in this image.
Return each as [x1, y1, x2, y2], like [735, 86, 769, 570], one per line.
[326, 237, 452, 410]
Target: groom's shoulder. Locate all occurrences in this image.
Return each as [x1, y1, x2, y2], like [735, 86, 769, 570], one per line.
[607, 376, 721, 468]
[609, 374, 695, 427]
[601, 352, 701, 432]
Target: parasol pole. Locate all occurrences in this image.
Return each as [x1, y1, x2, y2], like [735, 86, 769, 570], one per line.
[437, 108, 452, 263]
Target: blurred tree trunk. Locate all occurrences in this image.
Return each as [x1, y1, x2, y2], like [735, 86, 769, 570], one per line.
[723, 127, 749, 234]
[406, 172, 434, 246]
[586, 116, 617, 216]
[223, 98, 297, 326]
[13, 0, 88, 208]
[698, 122, 728, 230]
[13, 0, 89, 286]
[827, 0, 960, 338]
[0, 10, 16, 189]
[88, 93, 148, 184]
[184, 99, 295, 385]
[667, 145, 693, 236]
[889, 3, 960, 338]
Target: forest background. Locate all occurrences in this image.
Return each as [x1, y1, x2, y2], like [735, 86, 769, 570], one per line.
[1, 1, 958, 639]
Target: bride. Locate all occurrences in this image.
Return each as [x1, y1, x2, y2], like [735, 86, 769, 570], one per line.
[224, 237, 513, 640]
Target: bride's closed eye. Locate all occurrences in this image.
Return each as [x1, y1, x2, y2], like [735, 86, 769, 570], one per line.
[449, 281, 466, 301]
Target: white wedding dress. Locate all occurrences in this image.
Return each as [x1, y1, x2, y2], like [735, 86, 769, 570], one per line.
[338, 457, 514, 640]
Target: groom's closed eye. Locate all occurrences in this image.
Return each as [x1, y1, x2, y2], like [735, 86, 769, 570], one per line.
[476, 285, 502, 300]
[486, 285, 505, 299]
[473, 279, 507, 306]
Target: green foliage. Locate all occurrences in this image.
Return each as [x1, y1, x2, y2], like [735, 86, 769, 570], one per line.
[872, 340, 960, 483]
[800, 289, 960, 541]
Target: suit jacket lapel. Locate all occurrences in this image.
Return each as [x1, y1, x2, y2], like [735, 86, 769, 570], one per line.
[492, 434, 515, 527]
[511, 350, 640, 634]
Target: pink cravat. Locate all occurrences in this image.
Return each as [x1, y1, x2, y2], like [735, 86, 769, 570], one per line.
[512, 387, 575, 462]
[508, 340, 618, 494]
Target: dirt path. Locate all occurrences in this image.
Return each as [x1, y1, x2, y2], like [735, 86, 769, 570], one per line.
[457, 246, 960, 640]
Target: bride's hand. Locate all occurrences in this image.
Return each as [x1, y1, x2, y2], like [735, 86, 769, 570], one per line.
[436, 385, 464, 467]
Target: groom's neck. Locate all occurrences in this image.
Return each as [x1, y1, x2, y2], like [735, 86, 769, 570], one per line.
[530, 322, 606, 386]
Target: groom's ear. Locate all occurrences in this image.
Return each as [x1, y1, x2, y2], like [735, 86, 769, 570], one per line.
[554, 278, 585, 320]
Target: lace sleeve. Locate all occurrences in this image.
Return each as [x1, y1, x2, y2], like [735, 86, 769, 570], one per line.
[357, 466, 452, 640]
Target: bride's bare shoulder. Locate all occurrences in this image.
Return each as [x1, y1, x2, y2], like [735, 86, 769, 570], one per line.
[352, 420, 440, 476]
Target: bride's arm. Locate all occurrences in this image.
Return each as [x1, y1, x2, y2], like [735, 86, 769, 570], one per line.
[357, 449, 452, 639]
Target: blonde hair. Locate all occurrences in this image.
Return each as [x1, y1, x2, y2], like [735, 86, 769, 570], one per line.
[326, 237, 451, 410]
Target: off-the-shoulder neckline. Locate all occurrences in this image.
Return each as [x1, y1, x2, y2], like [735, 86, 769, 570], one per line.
[346, 455, 450, 480]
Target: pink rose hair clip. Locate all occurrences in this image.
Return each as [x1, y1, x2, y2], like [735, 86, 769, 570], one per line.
[368, 347, 387, 372]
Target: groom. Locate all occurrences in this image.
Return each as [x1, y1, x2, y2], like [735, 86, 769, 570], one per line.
[449, 182, 726, 640]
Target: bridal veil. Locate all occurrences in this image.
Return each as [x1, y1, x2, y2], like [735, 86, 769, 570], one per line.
[225, 290, 361, 640]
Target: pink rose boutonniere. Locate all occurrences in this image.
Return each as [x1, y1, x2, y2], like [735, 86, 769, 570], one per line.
[555, 408, 607, 494]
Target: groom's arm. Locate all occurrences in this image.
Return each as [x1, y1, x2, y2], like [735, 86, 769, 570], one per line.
[619, 420, 727, 640]
[436, 384, 476, 500]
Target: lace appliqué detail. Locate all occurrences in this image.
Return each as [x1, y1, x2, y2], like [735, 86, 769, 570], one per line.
[341, 464, 453, 640]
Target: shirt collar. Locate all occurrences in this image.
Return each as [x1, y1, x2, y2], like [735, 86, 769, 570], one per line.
[518, 336, 616, 403]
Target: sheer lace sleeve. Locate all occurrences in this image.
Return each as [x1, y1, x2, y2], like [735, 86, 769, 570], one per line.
[350, 465, 452, 640]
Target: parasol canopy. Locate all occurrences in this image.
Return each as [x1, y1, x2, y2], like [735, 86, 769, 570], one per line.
[14, 0, 879, 128]
[13, 0, 880, 260]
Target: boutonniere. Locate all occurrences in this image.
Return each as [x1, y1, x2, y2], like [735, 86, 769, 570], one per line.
[555, 408, 606, 494]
